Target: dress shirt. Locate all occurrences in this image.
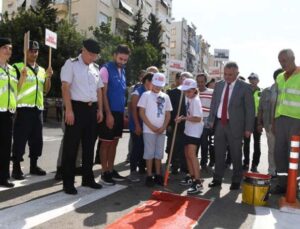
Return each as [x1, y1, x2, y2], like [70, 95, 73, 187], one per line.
[217, 79, 237, 119]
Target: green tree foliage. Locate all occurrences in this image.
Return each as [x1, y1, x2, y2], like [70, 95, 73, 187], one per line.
[147, 14, 166, 68]
[126, 9, 147, 47]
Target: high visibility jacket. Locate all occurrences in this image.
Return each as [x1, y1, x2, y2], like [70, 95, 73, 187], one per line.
[253, 89, 261, 116]
[0, 64, 18, 113]
[13, 62, 46, 110]
[275, 71, 300, 119]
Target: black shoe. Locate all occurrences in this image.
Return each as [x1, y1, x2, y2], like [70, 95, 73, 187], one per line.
[208, 179, 222, 188]
[0, 180, 15, 188]
[230, 182, 240, 190]
[111, 170, 126, 181]
[82, 181, 102, 189]
[250, 165, 258, 173]
[180, 175, 193, 186]
[171, 167, 179, 175]
[242, 164, 249, 171]
[12, 172, 25, 180]
[187, 180, 203, 195]
[30, 166, 46, 176]
[101, 171, 116, 185]
[270, 185, 286, 195]
[145, 176, 155, 187]
[12, 162, 25, 180]
[54, 167, 62, 181]
[208, 162, 215, 167]
[154, 175, 164, 186]
[138, 167, 146, 174]
[75, 167, 83, 175]
[63, 186, 78, 195]
[201, 164, 208, 171]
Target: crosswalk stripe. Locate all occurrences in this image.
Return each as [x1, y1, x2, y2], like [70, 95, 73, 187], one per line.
[253, 206, 300, 229]
[0, 184, 126, 229]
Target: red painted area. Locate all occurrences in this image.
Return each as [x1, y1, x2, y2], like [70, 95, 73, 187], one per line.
[106, 191, 211, 229]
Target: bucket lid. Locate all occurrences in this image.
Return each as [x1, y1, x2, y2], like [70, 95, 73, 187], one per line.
[244, 172, 271, 180]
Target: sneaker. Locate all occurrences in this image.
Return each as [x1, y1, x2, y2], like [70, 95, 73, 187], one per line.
[154, 174, 164, 186]
[180, 175, 193, 186]
[101, 171, 116, 185]
[111, 170, 126, 181]
[128, 171, 140, 183]
[187, 181, 203, 195]
[145, 176, 155, 187]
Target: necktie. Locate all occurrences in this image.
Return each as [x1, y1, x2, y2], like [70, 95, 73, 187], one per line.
[221, 83, 230, 125]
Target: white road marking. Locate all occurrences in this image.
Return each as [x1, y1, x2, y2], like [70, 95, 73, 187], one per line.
[0, 184, 126, 229]
[253, 206, 300, 229]
[43, 136, 62, 142]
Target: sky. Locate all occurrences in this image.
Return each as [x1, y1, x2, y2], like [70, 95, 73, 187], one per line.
[172, 0, 300, 87]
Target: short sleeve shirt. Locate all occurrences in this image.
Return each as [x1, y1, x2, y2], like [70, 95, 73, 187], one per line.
[60, 54, 103, 102]
[184, 96, 204, 138]
[137, 91, 173, 134]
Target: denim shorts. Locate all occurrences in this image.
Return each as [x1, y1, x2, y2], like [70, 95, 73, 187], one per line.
[143, 133, 166, 160]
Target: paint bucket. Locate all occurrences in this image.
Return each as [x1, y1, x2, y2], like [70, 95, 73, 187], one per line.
[242, 172, 271, 206]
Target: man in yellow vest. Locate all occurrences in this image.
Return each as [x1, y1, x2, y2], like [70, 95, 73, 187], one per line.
[271, 49, 300, 194]
[11, 40, 53, 180]
[0, 37, 17, 187]
[243, 73, 261, 173]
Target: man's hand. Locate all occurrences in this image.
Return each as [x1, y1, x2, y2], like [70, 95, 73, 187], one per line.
[46, 67, 53, 78]
[21, 67, 27, 78]
[65, 109, 75, 125]
[244, 131, 252, 138]
[106, 113, 114, 129]
[257, 124, 263, 133]
[97, 110, 103, 123]
[135, 124, 142, 136]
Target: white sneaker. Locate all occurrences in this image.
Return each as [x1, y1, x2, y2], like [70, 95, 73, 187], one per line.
[187, 181, 203, 194]
[128, 171, 140, 183]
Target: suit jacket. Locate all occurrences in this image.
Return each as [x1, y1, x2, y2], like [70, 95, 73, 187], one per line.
[208, 79, 255, 138]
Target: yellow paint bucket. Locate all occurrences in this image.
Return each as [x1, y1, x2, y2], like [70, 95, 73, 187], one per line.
[242, 172, 271, 206]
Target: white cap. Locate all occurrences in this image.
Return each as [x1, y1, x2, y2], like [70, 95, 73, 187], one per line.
[178, 78, 197, 91]
[152, 72, 166, 87]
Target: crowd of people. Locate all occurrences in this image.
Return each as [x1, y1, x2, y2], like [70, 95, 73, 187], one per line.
[1, 36, 299, 197]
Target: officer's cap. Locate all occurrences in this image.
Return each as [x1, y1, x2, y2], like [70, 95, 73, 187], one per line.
[29, 40, 39, 50]
[0, 37, 12, 48]
[83, 39, 100, 54]
[248, 73, 259, 80]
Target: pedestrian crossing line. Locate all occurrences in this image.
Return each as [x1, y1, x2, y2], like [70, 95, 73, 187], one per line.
[0, 173, 55, 192]
[253, 206, 300, 229]
[0, 184, 127, 229]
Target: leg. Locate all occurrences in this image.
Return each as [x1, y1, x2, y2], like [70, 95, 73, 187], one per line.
[252, 118, 261, 168]
[228, 132, 243, 184]
[200, 128, 209, 167]
[266, 129, 276, 175]
[187, 144, 200, 180]
[243, 135, 250, 166]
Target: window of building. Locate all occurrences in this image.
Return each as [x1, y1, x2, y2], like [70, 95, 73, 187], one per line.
[71, 13, 79, 25]
[171, 28, 176, 35]
[99, 12, 108, 25]
[170, 41, 176, 49]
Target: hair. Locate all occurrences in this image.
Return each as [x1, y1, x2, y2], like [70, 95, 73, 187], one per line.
[224, 61, 239, 69]
[206, 78, 215, 88]
[196, 72, 208, 82]
[175, 72, 182, 80]
[114, 44, 131, 55]
[142, 72, 154, 84]
[238, 76, 246, 81]
[146, 66, 159, 73]
[181, 71, 193, 78]
[278, 49, 295, 60]
[273, 68, 284, 81]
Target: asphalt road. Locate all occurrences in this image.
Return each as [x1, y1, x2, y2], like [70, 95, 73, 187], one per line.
[0, 118, 299, 229]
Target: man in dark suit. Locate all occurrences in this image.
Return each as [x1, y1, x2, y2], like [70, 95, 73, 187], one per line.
[208, 62, 255, 190]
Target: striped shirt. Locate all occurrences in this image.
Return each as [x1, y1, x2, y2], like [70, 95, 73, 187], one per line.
[199, 88, 213, 118]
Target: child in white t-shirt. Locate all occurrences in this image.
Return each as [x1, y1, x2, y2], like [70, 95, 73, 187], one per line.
[138, 73, 172, 187]
[176, 78, 204, 194]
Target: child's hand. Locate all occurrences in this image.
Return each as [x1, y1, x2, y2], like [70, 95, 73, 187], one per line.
[156, 127, 166, 134]
[175, 115, 185, 123]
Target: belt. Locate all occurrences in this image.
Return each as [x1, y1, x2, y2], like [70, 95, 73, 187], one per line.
[217, 118, 229, 121]
[71, 100, 97, 107]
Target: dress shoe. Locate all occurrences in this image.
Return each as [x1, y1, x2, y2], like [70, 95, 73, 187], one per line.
[208, 180, 222, 188]
[30, 166, 46, 176]
[54, 167, 62, 181]
[82, 181, 102, 189]
[250, 165, 258, 173]
[230, 182, 240, 190]
[0, 180, 15, 188]
[75, 167, 83, 175]
[63, 186, 78, 195]
[12, 171, 25, 180]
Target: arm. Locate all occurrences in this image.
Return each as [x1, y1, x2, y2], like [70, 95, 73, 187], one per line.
[44, 67, 53, 94]
[244, 84, 255, 137]
[207, 85, 218, 128]
[17, 67, 27, 90]
[97, 87, 103, 123]
[157, 111, 171, 134]
[131, 94, 142, 135]
[61, 81, 74, 125]
[139, 107, 158, 132]
[102, 82, 114, 129]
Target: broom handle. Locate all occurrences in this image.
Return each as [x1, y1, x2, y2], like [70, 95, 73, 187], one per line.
[164, 90, 184, 186]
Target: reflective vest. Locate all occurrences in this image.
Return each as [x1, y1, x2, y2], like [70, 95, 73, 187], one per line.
[0, 64, 18, 113]
[275, 71, 300, 119]
[13, 62, 46, 110]
[253, 89, 261, 116]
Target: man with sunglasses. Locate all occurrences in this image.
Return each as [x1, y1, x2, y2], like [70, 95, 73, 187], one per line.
[12, 40, 53, 180]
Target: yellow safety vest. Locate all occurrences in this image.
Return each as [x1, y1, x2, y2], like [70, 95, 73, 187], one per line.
[0, 64, 18, 113]
[13, 62, 46, 110]
[275, 71, 300, 119]
[253, 89, 261, 116]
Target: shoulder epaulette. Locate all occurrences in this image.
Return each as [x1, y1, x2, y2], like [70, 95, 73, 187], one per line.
[93, 63, 99, 69]
[70, 57, 79, 62]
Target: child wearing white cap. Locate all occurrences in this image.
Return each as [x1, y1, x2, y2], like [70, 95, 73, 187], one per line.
[176, 78, 204, 194]
[138, 73, 173, 187]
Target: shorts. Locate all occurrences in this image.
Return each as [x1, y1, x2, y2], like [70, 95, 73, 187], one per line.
[143, 133, 165, 160]
[98, 111, 124, 141]
[183, 134, 201, 146]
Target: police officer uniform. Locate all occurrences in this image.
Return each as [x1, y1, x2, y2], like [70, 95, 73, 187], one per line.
[0, 38, 17, 187]
[12, 41, 49, 180]
[61, 39, 103, 194]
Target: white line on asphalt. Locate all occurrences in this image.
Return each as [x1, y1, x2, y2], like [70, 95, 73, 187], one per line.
[43, 136, 62, 142]
[253, 206, 300, 229]
[0, 184, 126, 229]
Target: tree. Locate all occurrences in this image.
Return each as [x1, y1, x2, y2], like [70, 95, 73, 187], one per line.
[126, 9, 147, 46]
[147, 14, 166, 68]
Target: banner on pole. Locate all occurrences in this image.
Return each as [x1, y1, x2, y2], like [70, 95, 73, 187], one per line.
[45, 29, 57, 49]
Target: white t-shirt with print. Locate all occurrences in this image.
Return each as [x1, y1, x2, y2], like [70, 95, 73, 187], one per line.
[137, 91, 173, 134]
[184, 96, 204, 138]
